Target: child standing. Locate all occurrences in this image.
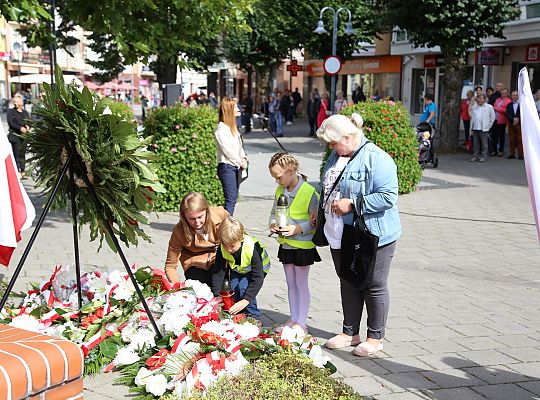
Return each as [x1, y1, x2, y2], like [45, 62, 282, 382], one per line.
[211, 217, 270, 318]
[268, 153, 321, 335]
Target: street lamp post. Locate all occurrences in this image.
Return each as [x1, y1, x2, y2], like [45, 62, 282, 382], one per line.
[314, 7, 355, 113]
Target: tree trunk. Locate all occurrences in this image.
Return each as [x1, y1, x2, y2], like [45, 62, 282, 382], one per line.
[155, 55, 178, 88]
[439, 57, 465, 152]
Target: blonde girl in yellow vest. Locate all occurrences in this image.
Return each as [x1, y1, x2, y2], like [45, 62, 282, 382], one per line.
[268, 153, 321, 335]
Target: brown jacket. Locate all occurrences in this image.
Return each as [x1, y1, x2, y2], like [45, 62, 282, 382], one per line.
[165, 206, 229, 283]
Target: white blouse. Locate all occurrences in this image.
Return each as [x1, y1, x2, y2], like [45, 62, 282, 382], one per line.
[214, 122, 246, 167]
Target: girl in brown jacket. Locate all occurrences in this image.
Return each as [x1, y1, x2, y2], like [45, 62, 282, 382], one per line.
[165, 192, 229, 286]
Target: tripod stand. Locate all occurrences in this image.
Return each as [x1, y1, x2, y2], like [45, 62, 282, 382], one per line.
[0, 141, 162, 339]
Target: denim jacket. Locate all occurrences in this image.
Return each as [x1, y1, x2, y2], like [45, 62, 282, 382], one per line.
[321, 138, 402, 246]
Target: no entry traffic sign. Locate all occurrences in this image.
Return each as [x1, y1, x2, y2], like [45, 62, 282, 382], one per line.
[323, 55, 342, 75]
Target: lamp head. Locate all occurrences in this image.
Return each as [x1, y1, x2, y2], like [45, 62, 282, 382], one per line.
[313, 20, 328, 34]
[345, 22, 355, 36]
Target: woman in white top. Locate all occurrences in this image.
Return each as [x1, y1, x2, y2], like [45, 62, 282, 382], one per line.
[214, 97, 248, 215]
[334, 90, 348, 113]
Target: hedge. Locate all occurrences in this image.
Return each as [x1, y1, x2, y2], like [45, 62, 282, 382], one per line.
[182, 352, 363, 400]
[322, 100, 422, 194]
[143, 105, 224, 211]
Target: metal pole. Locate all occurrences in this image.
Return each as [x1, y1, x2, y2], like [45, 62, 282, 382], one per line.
[49, 0, 56, 86]
[330, 10, 338, 113]
[0, 153, 73, 311]
[69, 156, 83, 312]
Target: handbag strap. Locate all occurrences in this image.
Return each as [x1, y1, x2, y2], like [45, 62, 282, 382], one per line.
[322, 140, 370, 207]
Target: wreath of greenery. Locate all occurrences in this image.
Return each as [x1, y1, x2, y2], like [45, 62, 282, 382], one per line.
[27, 68, 165, 251]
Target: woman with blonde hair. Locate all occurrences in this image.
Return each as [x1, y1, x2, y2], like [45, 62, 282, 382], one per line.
[165, 192, 229, 286]
[215, 97, 248, 215]
[314, 113, 401, 357]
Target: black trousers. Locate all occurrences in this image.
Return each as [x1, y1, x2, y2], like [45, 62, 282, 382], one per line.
[10, 140, 26, 172]
[184, 267, 213, 287]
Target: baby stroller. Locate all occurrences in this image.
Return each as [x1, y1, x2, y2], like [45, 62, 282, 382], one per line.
[416, 122, 438, 169]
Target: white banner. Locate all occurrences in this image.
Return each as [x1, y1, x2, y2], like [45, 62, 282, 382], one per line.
[518, 67, 540, 243]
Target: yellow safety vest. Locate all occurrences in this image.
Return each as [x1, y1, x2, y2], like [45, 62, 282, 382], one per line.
[221, 235, 270, 274]
[275, 182, 319, 249]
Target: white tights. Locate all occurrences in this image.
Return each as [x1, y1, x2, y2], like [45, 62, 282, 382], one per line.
[283, 263, 311, 326]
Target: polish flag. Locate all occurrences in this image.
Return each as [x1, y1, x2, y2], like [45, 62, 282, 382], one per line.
[0, 119, 36, 266]
[518, 67, 540, 243]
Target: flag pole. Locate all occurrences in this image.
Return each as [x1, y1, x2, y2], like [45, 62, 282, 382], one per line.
[69, 156, 83, 312]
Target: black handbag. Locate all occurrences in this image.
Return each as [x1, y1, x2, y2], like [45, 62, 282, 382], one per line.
[339, 196, 379, 289]
[312, 141, 369, 247]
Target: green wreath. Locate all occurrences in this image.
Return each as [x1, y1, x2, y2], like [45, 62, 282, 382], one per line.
[27, 68, 165, 251]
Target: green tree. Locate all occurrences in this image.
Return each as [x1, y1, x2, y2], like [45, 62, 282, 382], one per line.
[377, 0, 520, 151]
[8, 0, 253, 87]
[223, 0, 378, 93]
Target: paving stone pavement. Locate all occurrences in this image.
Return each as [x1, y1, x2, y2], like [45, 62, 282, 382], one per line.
[2, 119, 540, 399]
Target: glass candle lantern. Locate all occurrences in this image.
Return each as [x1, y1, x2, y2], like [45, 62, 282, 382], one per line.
[275, 193, 290, 229]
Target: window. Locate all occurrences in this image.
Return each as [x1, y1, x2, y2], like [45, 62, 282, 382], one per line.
[526, 3, 540, 18]
[393, 28, 408, 43]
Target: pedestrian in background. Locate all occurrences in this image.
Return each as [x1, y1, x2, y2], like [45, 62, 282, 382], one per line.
[469, 94, 495, 163]
[317, 92, 330, 128]
[315, 113, 401, 357]
[491, 88, 511, 157]
[307, 90, 320, 137]
[274, 91, 284, 137]
[352, 85, 366, 104]
[281, 90, 293, 126]
[6, 94, 29, 178]
[419, 94, 437, 127]
[506, 90, 523, 160]
[461, 90, 474, 145]
[214, 97, 248, 215]
[334, 90, 348, 113]
[292, 88, 302, 118]
[241, 94, 253, 133]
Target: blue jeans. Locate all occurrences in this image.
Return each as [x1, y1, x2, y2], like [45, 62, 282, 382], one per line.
[217, 163, 239, 215]
[275, 112, 284, 136]
[230, 270, 260, 318]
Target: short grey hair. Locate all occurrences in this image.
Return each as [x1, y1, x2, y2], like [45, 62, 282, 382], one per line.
[316, 113, 364, 143]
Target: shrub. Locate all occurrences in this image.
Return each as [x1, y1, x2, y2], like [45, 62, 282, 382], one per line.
[101, 98, 135, 120]
[182, 352, 363, 400]
[143, 105, 224, 211]
[322, 100, 422, 194]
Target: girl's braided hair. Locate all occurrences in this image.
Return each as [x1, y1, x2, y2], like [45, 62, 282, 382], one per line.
[268, 152, 308, 180]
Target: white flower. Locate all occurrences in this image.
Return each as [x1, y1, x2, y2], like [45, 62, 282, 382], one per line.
[9, 314, 42, 333]
[233, 322, 259, 340]
[160, 312, 191, 336]
[308, 345, 330, 368]
[280, 326, 304, 344]
[102, 106, 112, 115]
[107, 270, 136, 301]
[130, 328, 156, 351]
[224, 351, 248, 375]
[135, 367, 153, 386]
[42, 324, 66, 338]
[163, 291, 196, 313]
[121, 323, 139, 343]
[196, 360, 218, 390]
[145, 374, 168, 396]
[264, 338, 276, 346]
[184, 280, 213, 301]
[114, 347, 140, 366]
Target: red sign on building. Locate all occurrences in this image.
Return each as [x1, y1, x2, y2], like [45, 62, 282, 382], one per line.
[526, 44, 540, 62]
[424, 54, 440, 68]
[475, 48, 503, 65]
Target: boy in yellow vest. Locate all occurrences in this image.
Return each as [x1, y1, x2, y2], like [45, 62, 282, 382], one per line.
[211, 217, 270, 318]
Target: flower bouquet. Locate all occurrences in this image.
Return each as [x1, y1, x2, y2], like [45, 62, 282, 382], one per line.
[1, 264, 335, 397]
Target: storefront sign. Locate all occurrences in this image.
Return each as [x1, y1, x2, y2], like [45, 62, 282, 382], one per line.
[139, 79, 149, 86]
[526, 44, 540, 62]
[306, 55, 401, 77]
[424, 54, 441, 68]
[475, 47, 503, 65]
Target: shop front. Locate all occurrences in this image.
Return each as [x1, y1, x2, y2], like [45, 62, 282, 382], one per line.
[305, 55, 402, 101]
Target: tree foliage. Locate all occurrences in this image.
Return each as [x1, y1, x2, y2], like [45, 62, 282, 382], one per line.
[224, 0, 378, 77]
[376, 0, 520, 151]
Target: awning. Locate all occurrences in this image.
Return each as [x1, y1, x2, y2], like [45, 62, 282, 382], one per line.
[11, 73, 83, 86]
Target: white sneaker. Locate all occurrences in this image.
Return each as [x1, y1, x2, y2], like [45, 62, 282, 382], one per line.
[286, 121, 293, 125]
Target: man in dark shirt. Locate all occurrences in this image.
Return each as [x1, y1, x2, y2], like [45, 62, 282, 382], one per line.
[6, 95, 30, 177]
[292, 88, 302, 118]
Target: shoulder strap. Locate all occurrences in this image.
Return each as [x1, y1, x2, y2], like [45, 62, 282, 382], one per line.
[323, 140, 370, 206]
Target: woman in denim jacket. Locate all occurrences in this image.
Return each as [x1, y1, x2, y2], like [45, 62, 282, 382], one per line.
[315, 113, 402, 357]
